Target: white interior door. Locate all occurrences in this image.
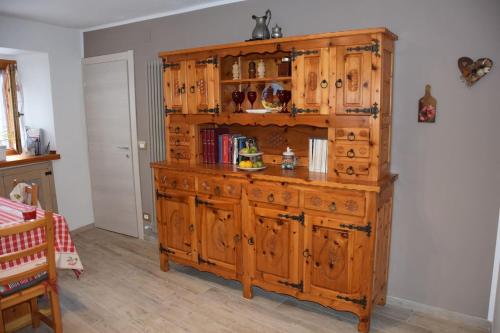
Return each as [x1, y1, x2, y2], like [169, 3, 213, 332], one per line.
[83, 52, 142, 238]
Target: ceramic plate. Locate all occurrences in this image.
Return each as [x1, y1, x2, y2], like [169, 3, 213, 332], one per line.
[246, 109, 271, 114]
[236, 166, 267, 172]
[261, 83, 283, 112]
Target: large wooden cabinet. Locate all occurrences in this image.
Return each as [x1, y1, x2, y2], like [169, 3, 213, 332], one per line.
[152, 28, 397, 333]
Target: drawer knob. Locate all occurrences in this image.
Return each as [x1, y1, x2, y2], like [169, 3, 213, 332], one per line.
[267, 193, 275, 203]
[347, 132, 356, 141]
[347, 149, 355, 158]
[214, 186, 221, 196]
[248, 237, 254, 245]
[320, 79, 328, 88]
[346, 167, 355, 175]
[175, 139, 180, 146]
[175, 126, 180, 134]
[335, 79, 343, 88]
[329, 202, 337, 212]
[303, 249, 312, 258]
[171, 180, 177, 188]
[188, 224, 195, 232]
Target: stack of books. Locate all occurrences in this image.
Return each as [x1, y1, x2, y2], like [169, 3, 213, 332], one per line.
[308, 138, 328, 173]
[200, 128, 248, 165]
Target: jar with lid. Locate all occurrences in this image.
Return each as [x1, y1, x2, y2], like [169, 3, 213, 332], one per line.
[281, 147, 297, 170]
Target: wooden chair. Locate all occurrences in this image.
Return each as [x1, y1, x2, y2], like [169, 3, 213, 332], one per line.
[0, 212, 62, 333]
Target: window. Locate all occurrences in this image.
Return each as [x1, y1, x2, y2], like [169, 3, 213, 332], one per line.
[0, 59, 22, 154]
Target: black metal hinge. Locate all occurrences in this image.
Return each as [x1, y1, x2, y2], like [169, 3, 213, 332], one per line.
[198, 254, 216, 266]
[195, 196, 214, 208]
[196, 56, 218, 68]
[347, 40, 380, 56]
[165, 107, 180, 116]
[278, 280, 304, 292]
[163, 62, 180, 70]
[339, 222, 372, 237]
[159, 244, 175, 255]
[155, 190, 171, 200]
[45, 171, 53, 176]
[345, 103, 379, 119]
[197, 104, 220, 115]
[336, 295, 367, 309]
[290, 104, 319, 118]
[277, 212, 305, 226]
[290, 48, 319, 62]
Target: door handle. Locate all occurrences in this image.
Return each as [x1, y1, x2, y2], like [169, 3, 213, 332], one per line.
[116, 146, 130, 150]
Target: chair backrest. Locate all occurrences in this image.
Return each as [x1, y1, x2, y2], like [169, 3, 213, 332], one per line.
[0, 211, 55, 286]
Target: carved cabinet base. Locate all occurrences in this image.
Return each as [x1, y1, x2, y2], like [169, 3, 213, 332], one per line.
[153, 167, 395, 333]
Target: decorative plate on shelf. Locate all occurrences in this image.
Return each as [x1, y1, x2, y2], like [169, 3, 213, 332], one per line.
[246, 109, 271, 114]
[261, 83, 283, 112]
[236, 166, 267, 171]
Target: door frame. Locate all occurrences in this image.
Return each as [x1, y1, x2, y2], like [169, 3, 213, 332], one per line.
[82, 50, 144, 239]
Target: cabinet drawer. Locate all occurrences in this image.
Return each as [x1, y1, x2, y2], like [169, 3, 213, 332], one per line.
[335, 128, 369, 142]
[169, 134, 190, 147]
[334, 142, 370, 159]
[169, 148, 191, 161]
[168, 123, 190, 135]
[334, 159, 370, 176]
[157, 171, 195, 192]
[198, 176, 242, 199]
[247, 183, 299, 207]
[304, 190, 365, 217]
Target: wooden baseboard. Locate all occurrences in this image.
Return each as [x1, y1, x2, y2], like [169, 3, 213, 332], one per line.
[70, 223, 95, 236]
[387, 296, 491, 331]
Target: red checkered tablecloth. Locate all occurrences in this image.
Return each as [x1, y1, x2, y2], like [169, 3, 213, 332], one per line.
[0, 197, 83, 278]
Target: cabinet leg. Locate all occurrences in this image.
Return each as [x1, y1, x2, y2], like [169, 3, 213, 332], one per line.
[357, 316, 370, 333]
[242, 277, 253, 299]
[160, 254, 169, 272]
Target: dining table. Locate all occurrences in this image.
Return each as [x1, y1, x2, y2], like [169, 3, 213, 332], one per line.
[0, 196, 83, 330]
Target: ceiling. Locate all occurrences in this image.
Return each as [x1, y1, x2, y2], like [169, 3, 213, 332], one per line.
[0, 0, 244, 30]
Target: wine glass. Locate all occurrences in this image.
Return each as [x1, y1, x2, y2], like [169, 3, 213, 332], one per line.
[232, 90, 243, 113]
[277, 90, 292, 113]
[247, 91, 257, 109]
[237, 91, 245, 112]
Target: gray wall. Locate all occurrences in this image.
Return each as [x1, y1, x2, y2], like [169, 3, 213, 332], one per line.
[84, 0, 500, 318]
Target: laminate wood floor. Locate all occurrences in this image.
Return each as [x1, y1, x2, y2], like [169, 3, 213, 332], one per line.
[17, 227, 490, 333]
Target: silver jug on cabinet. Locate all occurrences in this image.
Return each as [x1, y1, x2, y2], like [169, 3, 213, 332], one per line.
[251, 9, 272, 40]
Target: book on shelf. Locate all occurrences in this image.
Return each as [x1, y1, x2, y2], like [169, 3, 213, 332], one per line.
[308, 138, 328, 173]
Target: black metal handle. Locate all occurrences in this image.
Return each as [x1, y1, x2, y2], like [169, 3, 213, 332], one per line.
[335, 79, 343, 88]
[188, 224, 195, 232]
[329, 202, 337, 212]
[303, 249, 311, 258]
[346, 166, 355, 175]
[347, 149, 355, 158]
[347, 132, 356, 141]
[174, 127, 180, 134]
[320, 79, 328, 88]
[248, 237, 254, 245]
[175, 139, 180, 146]
[178, 83, 186, 94]
[267, 193, 275, 203]
[190, 86, 195, 93]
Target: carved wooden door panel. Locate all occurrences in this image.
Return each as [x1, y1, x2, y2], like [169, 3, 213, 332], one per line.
[198, 197, 241, 273]
[303, 215, 368, 303]
[187, 57, 220, 114]
[163, 60, 187, 114]
[336, 45, 374, 116]
[251, 206, 303, 291]
[157, 193, 195, 262]
[291, 47, 333, 115]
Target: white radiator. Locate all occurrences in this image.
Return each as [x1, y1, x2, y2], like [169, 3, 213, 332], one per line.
[147, 58, 165, 233]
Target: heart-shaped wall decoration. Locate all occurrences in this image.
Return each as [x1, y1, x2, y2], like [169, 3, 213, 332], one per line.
[458, 57, 493, 87]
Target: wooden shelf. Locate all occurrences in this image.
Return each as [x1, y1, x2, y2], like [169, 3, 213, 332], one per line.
[151, 162, 397, 192]
[169, 113, 330, 127]
[220, 77, 292, 84]
[0, 153, 60, 169]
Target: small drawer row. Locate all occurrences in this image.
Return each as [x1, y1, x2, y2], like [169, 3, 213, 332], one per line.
[168, 123, 191, 162]
[333, 127, 370, 177]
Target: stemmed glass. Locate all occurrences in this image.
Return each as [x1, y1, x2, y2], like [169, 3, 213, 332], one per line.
[247, 91, 257, 109]
[232, 90, 245, 113]
[277, 90, 292, 113]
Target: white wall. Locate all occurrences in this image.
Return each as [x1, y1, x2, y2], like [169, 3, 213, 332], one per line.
[0, 15, 94, 230]
[16, 52, 55, 150]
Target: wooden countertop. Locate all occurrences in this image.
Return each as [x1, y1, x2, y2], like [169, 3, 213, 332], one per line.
[0, 154, 61, 168]
[151, 161, 397, 192]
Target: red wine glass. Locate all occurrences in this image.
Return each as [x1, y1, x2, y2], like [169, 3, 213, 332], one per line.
[282, 90, 291, 113]
[232, 90, 243, 113]
[237, 91, 245, 112]
[277, 90, 286, 113]
[247, 91, 257, 109]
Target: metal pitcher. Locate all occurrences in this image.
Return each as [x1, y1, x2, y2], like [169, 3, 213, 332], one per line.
[251, 9, 272, 40]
